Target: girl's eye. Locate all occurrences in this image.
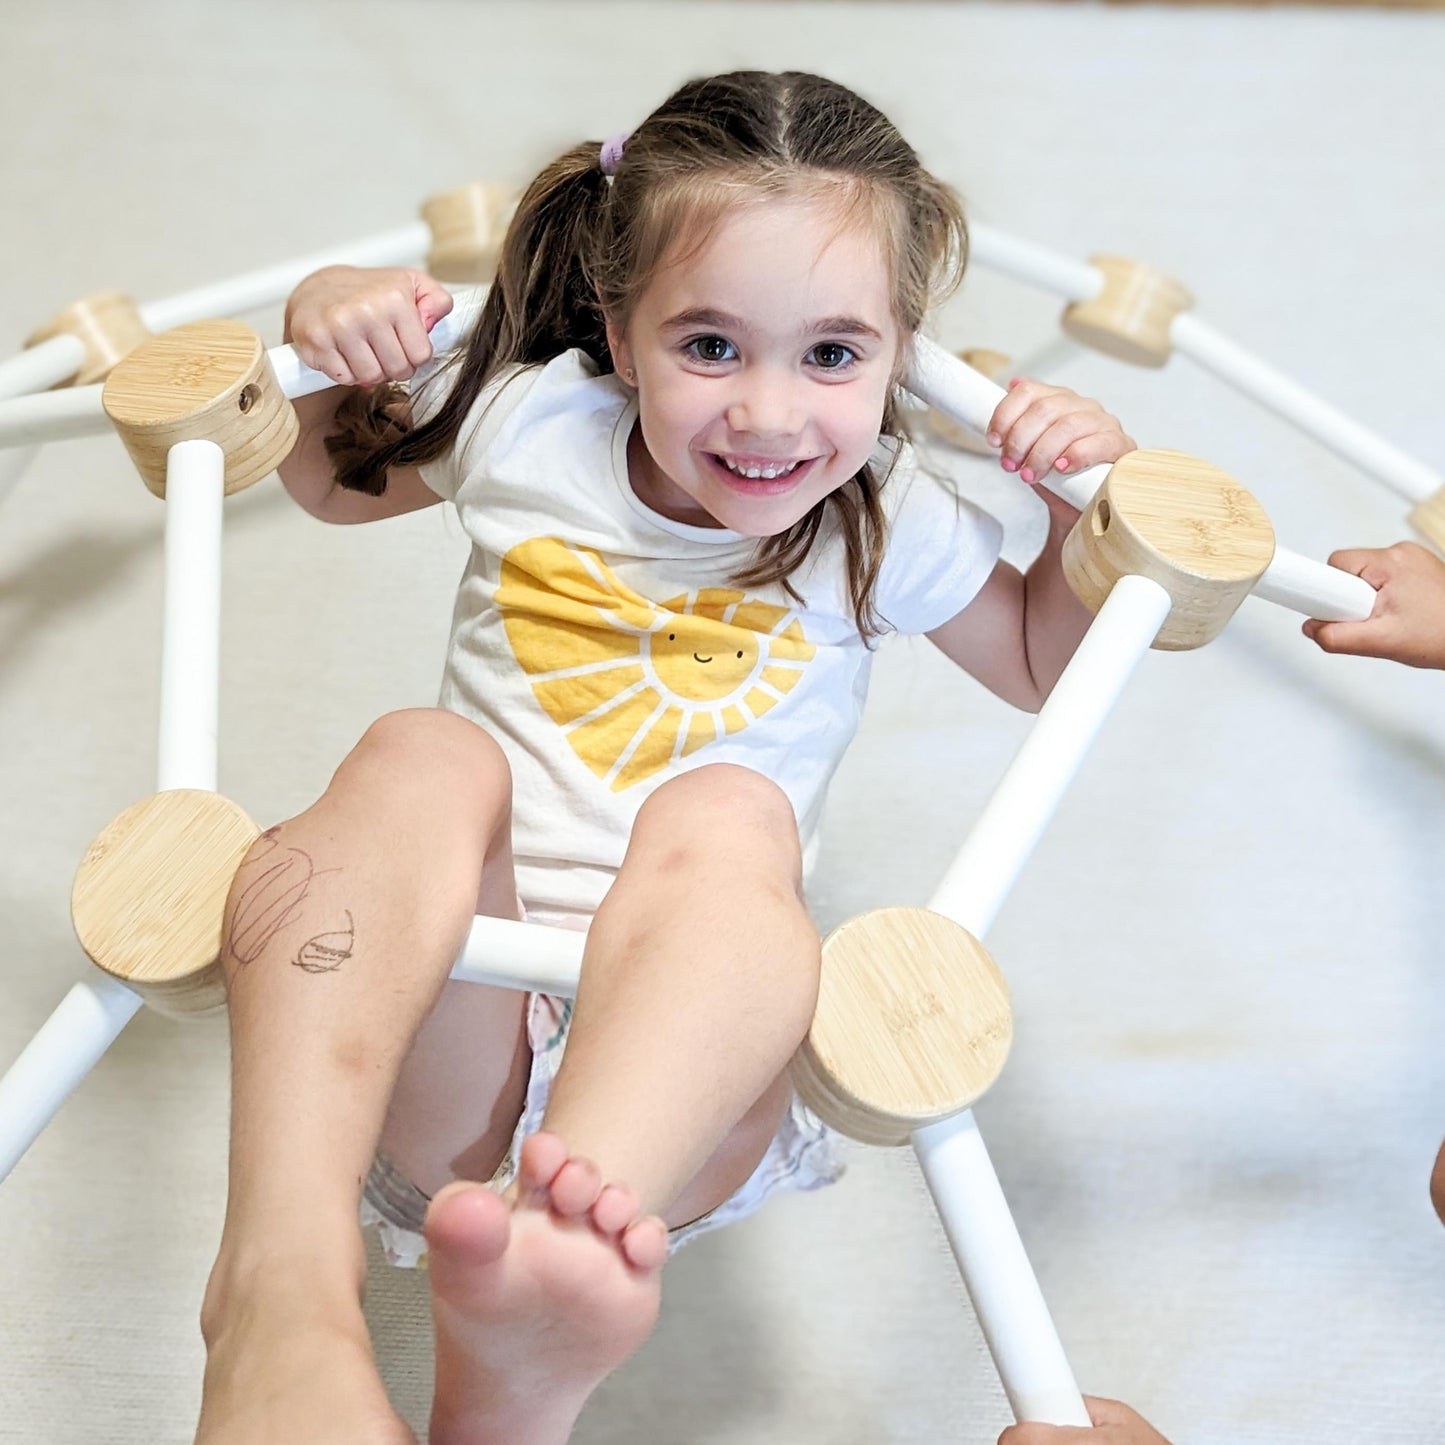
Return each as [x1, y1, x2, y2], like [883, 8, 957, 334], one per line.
[809, 342, 857, 371]
[686, 336, 736, 364]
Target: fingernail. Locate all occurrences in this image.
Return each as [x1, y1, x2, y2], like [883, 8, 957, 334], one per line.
[1001, 457, 1017, 473]
[986, 432, 1001, 448]
[1055, 458, 1070, 471]
[1020, 466, 1035, 483]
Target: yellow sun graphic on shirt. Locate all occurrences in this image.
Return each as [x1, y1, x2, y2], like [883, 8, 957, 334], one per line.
[496, 536, 816, 791]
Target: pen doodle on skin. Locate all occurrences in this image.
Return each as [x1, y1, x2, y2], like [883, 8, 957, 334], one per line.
[293, 911, 355, 974]
[227, 826, 344, 969]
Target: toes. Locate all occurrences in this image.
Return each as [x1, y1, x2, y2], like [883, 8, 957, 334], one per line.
[423, 1181, 511, 1266]
[620, 1216, 668, 1272]
[549, 1156, 604, 1218]
[516, 1130, 569, 1202]
[590, 1183, 639, 1238]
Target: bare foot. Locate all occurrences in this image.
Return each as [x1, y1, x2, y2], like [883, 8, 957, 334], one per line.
[424, 1131, 667, 1445]
[196, 1281, 413, 1445]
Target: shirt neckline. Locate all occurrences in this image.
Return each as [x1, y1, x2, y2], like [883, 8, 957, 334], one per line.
[609, 397, 748, 546]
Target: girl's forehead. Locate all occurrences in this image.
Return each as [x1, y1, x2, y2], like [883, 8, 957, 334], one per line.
[642, 195, 894, 331]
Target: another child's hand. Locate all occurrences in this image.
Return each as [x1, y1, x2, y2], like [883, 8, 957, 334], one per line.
[998, 1396, 1174, 1444]
[284, 265, 453, 387]
[1301, 541, 1445, 670]
[985, 378, 1136, 522]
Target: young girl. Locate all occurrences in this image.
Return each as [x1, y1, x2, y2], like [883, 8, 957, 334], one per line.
[195, 71, 1136, 1445]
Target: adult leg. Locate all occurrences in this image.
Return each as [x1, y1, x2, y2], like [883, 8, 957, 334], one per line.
[196, 708, 527, 1445]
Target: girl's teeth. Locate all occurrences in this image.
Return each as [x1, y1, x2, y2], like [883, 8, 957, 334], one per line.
[722, 458, 798, 480]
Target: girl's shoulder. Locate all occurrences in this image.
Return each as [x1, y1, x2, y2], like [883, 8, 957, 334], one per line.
[411, 348, 625, 499]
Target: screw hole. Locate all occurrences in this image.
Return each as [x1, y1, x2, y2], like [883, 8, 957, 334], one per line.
[1092, 498, 1112, 536]
[237, 384, 261, 414]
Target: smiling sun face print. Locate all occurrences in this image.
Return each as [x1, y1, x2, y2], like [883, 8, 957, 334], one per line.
[496, 537, 816, 791]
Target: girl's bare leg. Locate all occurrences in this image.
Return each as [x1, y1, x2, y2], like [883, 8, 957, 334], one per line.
[422, 763, 821, 1445]
[195, 709, 529, 1445]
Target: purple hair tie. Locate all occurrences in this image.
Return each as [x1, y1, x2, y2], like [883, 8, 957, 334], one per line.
[600, 131, 630, 176]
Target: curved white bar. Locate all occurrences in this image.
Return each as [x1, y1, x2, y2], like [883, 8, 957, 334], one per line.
[913, 1112, 1092, 1426]
[1253, 545, 1375, 622]
[0, 385, 108, 448]
[139, 223, 431, 334]
[158, 441, 224, 792]
[932, 575, 1173, 939]
[450, 912, 585, 997]
[968, 223, 1102, 305]
[0, 334, 86, 401]
[906, 335, 1105, 511]
[0, 971, 144, 1182]
[1171, 313, 1441, 505]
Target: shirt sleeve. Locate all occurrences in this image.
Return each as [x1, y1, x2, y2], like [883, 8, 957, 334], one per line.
[873, 447, 1005, 635]
[406, 356, 542, 503]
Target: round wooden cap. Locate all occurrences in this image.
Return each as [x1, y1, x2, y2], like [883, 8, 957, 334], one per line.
[1105, 449, 1276, 584]
[792, 907, 1013, 1146]
[72, 790, 261, 1016]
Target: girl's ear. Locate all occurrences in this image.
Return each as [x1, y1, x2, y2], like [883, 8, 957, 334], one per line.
[605, 316, 636, 387]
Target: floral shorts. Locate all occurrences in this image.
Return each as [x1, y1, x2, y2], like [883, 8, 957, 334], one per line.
[360, 909, 843, 1268]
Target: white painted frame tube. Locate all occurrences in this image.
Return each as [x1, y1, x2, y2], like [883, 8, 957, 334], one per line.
[0, 971, 145, 1182]
[913, 1112, 1093, 1426]
[907, 574, 1170, 1426]
[965, 225, 1441, 509]
[138, 223, 430, 334]
[908, 336, 1376, 624]
[932, 574, 1173, 940]
[158, 441, 225, 792]
[1170, 313, 1440, 505]
[0, 334, 87, 401]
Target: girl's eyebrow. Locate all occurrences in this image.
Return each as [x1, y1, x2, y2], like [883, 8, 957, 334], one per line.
[660, 306, 884, 342]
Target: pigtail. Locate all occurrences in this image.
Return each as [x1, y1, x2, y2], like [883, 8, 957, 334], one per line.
[325, 143, 612, 494]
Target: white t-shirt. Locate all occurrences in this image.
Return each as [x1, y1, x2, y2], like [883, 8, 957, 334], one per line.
[413, 348, 1003, 918]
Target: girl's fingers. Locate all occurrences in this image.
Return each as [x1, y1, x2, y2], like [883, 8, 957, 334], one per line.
[334, 333, 391, 388]
[1017, 412, 1107, 482]
[984, 377, 1053, 451]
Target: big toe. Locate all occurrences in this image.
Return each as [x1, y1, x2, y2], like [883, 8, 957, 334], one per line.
[423, 1181, 511, 1268]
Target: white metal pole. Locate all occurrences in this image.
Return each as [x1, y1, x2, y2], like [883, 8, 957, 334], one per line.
[1253, 546, 1374, 621]
[158, 440, 225, 792]
[1170, 313, 1441, 505]
[0, 334, 86, 401]
[450, 913, 585, 996]
[968, 223, 1103, 305]
[913, 1112, 1094, 1427]
[0, 972, 144, 1182]
[931, 574, 1172, 940]
[138, 223, 431, 333]
[0, 385, 111, 448]
[908, 574, 1170, 1427]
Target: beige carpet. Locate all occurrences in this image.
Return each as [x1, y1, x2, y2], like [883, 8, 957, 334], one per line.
[2, 3, 1443, 1441]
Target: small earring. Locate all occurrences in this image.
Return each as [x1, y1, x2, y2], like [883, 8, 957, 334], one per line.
[624, 368, 636, 384]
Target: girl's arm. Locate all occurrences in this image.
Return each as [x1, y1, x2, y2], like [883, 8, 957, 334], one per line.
[277, 265, 454, 524]
[926, 379, 1135, 711]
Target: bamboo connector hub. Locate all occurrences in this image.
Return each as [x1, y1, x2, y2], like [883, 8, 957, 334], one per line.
[1062, 255, 1194, 368]
[1063, 448, 1276, 650]
[929, 348, 1012, 454]
[1408, 484, 1445, 555]
[791, 907, 1013, 1147]
[24, 290, 150, 387]
[71, 790, 261, 1019]
[101, 320, 298, 499]
[422, 182, 518, 284]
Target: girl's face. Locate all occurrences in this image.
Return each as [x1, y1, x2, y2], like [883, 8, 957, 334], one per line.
[607, 194, 902, 537]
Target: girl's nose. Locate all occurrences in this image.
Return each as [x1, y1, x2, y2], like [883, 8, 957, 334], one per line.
[725, 380, 805, 440]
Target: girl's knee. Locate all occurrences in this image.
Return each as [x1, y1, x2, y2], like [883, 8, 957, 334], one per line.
[632, 764, 803, 880]
[345, 708, 512, 808]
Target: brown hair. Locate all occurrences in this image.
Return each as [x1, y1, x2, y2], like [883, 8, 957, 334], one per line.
[330, 71, 967, 638]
